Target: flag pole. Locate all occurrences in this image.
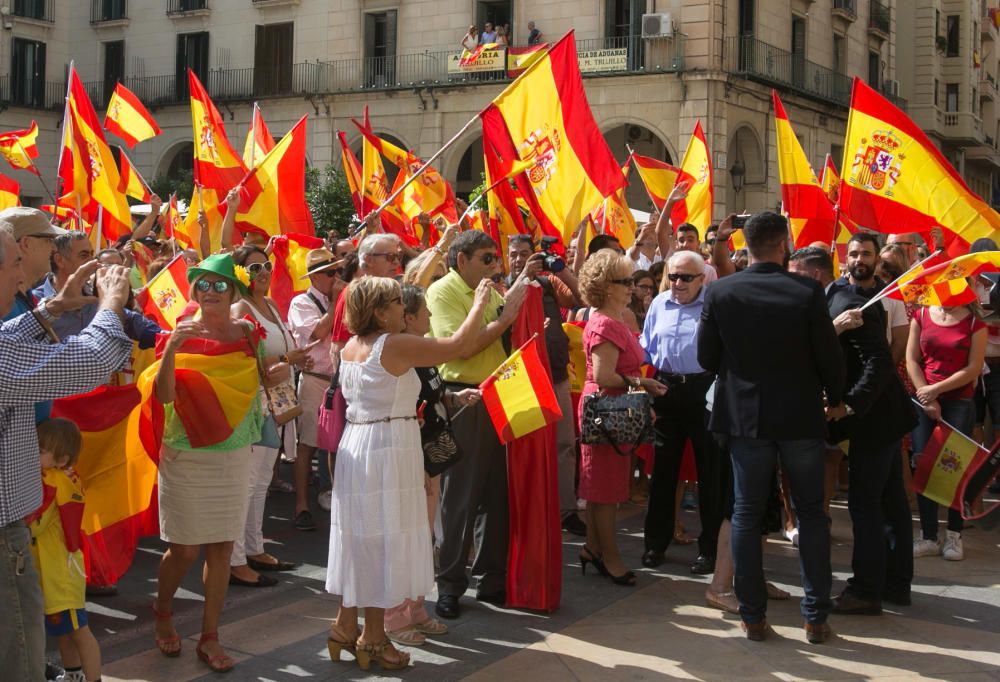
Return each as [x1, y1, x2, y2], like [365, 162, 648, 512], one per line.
[860, 248, 945, 310]
[16, 141, 56, 204]
[450, 332, 540, 421]
[249, 102, 257, 169]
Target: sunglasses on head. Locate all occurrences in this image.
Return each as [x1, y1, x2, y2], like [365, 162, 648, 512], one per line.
[667, 273, 704, 283]
[247, 261, 273, 275]
[195, 279, 232, 293]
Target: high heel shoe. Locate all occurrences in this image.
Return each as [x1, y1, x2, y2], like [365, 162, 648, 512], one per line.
[327, 623, 358, 662]
[355, 637, 410, 671]
[608, 570, 637, 586]
[579, 545, 610, 577]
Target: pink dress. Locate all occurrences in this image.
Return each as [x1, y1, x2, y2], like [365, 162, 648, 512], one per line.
[578, 312, 646, 503]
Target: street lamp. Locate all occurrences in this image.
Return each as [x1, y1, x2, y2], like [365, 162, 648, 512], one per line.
[730, 159, 746, 193]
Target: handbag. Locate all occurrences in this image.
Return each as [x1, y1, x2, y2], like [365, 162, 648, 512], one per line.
[580, 381, 654, 457]
[317, 357, 347, 452]
[256, 413, 281, 449]
[242, 323, 303, 425]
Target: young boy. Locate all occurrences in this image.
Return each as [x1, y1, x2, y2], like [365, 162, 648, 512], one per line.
[27, 418, 102, 682]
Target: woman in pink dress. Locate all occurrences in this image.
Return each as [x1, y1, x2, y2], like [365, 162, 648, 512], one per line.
[577, 250, 667, 586]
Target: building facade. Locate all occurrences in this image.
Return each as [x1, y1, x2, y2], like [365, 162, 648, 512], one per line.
[4, 0, 972, 233]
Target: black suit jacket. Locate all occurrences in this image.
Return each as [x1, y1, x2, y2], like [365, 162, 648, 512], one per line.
[826, 285, 917, 446]
[697, 262, 845, 440]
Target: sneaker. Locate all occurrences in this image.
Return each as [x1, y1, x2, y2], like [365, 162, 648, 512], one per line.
[942, 530, 964, 561]
[913, 538, 941, 558]
[782, 527, 799, 547]
[318, 490, 332, 512]
[57, 671, 86, 682]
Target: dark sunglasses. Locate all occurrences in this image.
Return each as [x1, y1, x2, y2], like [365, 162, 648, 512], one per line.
[371, 252, 400, 264]
[609, 278, 635, 286]
[667, 273, 704, 283]
[247, 261, 273, 275]
[316, 268, 342, 278]
[195, 279, 232, 293]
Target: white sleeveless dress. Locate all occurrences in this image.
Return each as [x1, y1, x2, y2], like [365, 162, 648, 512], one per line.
[325, 334, 433, 608]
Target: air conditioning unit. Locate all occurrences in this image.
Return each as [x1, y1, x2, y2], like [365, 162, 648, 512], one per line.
[642, 13, 673, 38]
[885, 79, 900, 96]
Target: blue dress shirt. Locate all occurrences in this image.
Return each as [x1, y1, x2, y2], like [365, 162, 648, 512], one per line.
[640, 287, 706, 374]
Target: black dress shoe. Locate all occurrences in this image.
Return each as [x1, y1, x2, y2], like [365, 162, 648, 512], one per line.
[561, 512, 587, 536]
[435, 594, 460, 619]
[832, 590, 882, 615]
[475, 590, 506, 606]
[690, 555, 716, 575]
[641, 549, 665, 568]
[882, 588, 912, 606]
[229, 572, 278, 587]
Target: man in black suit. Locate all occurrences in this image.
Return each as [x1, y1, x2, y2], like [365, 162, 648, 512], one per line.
[697, 212, 845, 644]
[789, 247, 918, 614]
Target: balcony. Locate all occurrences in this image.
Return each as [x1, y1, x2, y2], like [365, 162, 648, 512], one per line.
[832, 0, 857, 22]
[724, 36, 852, 107]
[167, 0, 209, 16]
[11, 0, 54, 23]
[90, 0, 128, 26]
[982, 71, 998, 100]
[939, 110, 984, 145]
[251, 0, 300, 6]
[869, 0, 891, 40]
[0, 75, 65, 110]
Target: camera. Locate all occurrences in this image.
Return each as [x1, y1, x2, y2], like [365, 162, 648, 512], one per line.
[731, 213, 752, 229]
[538, 236, 565, 273]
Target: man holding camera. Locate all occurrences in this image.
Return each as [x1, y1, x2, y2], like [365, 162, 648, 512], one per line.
[507, 235, 584, 534]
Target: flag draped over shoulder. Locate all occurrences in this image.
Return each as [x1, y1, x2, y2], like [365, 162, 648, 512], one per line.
[480, 334, 562, 444]
[480, 32, 625, 245]
[773, 91, 836, 248]
[270, 233, 325, 319]
[631, 153, 682, 209]
[117, 147, 152, 202]
[103, 83, 161, 148]
[135, 255, 191, 330]
[0, 120, 40, 174]
[243, 103, 276, 168]
[189, 69, 247, 196]
[0, 173, 20, 210]
[912, 420, 990, 511]
[840, 77, 1000, 253]
[671, 121, 713, 232]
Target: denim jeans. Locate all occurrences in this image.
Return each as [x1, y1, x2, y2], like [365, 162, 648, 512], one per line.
[912, 398, 974, 540]
[730, 438, 831, 624]
[0, 522, 45, 682]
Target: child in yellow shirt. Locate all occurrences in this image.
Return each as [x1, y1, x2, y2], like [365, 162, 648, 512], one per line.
[27, 418, 102, 682]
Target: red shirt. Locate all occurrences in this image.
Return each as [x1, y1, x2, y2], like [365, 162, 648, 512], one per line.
[330, 288, 351, 344]
[916, 307, 985, 401]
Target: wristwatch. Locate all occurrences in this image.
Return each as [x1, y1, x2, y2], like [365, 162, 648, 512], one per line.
[35, 297, 59, 321]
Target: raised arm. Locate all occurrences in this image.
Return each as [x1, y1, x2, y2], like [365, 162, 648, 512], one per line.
[220, 187, 241, 253]
[655, 182, 689, 262]
[711, 213, 738, 278]
[130, 194, 163, 242]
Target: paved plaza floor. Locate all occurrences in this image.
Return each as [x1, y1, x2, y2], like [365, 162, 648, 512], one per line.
[86, 468, 1000, 681]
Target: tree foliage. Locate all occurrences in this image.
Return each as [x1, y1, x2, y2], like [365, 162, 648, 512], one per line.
[149, 170, 194, 205]
[306, 165, 358, 239]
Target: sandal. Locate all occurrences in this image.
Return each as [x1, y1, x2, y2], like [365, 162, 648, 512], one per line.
[151, 601, 181, 658]
[413, 617, 448, 635]
[196, 632, 234, 673]
[766, 582, 790, 600]
[327, 623, 358, 662]
[705, 590, 740, 614]
[355, 637, 410, 671]
[387, 627, 426, 646]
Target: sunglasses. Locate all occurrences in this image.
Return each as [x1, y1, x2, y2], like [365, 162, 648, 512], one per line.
[316, 268, 342, 278]
[609, 278, 635, 287]
[667, 273, 704, 283]
[706, 238, 717, 246]
[247, 261, 273, 275]
[195, 279, 233, 293]
[371, 252, 400, 264]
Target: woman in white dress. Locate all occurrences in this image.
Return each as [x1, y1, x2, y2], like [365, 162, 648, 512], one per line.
[326, 275, 492, 671]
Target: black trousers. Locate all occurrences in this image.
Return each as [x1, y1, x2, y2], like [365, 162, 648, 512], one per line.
[644, 374, 723, 558]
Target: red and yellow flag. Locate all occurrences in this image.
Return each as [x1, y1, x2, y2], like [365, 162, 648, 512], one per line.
[189, 69, 247, 196]
[886, 251, 998, 306]
[591, 163, 637, 248]
[840, 77, 1000, 254]
[117, 147, 152, 202]
[507, 44, 548, 77]
[175, 185, 222, 256]
[479, 334, 563, 444]
[0, 120, 40, 175]
[671, 121, 713, 232]
[912, 420, 990, 510]
[359, 124, 412, 241]
[461, 42, 501, 66]
[236, 115, 314, 239]
[135, 255, 191, 330]
[338, 130, 365, 217]
[480, 32, 626, 245]
[162, 193, 184, 242]
[631, 153, 683, 209]
[243, 103, 276, 169]
[774, 91, 836, 248]
[270, 233, 325, 319]
[481, 141, 529, 243]
[103, 83, 161, 148]
[0, 172, 19, 210]
[992, 7, 1000, 30]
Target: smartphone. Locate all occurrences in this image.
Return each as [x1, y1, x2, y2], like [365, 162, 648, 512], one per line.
[731, 213, 752, 229]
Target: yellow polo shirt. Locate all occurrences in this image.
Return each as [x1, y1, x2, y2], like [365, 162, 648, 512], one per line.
[426, 269, 506, 384]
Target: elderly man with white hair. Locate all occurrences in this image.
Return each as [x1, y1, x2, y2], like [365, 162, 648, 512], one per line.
[638, 249, 723, 576]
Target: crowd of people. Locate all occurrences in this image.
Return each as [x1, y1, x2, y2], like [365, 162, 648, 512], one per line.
[1, 177, 998, 678]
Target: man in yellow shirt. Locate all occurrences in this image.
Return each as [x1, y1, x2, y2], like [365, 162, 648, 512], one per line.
[427, 230, 526, 619]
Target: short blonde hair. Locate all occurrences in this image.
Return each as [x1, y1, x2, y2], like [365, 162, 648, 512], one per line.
[344, 276, 401, 336]
[579, 249, 634, 308]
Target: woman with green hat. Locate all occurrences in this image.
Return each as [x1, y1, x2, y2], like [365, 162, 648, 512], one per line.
[150, 253, 263, 674]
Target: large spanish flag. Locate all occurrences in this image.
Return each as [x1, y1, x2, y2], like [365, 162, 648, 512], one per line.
[117, 147, 152, 202]
[480, 334, 562, 444]
[480, 32, 625, 245]
[243, 103, 276, 169]
[236, 115, 315, 238]
[189, 69, 247, 196]
[103, 82, 161, 148]
[0, 172, 19, 210]
[671, 121, 713, 232]
[631, 153, 683, 209]
[135, 255, 191, 330]
[591, 163, 637, 248]
[338, 130, 365, 216]
[912, 420, 990, 510]
[360, 125, 412, 242]
[270, 232, 325, 319]
[0, 120, 40, 175]
[841, 77, 1000, 253]
[773, 91, 836, 248]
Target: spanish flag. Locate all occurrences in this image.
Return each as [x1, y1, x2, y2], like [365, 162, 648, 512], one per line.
[162, 193, 184, 242]
[563, 321, 587, 430]
[591, 163, 637, 248]
[912, 420, 990, 511]
[236, 115, 315, 239]
[992, 7, 1000, 31]
[631, 153, 683, 209]
[507, 43, 548, 77]
[480, 334, 562, 444]
[117, 147, 152, 202]
[840, 77, 1000, 253]
[0, 172, 19, 210]
[135, 255, 191, 330]
[243, 103, 275, 169]
[338, 130, 365, 217]
[270, 232, 325, 319]
[175, 185, 223, 256]
[103, 83, 161, 149]
[481, 139, 528, 240]
[189, 69, 247, 196]
[671, 121, 713, 232]
[359, 122, 412, 241]
[480, 32, 625, 245]
[461, 42, 501, 67]
[886, 251, 999, 306]
[0, 120, 40, 175]
[773, 91, 836, 248]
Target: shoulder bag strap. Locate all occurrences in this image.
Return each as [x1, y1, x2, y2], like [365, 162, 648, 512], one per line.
[242, 322, 276, 408]
[306, 291, 327, 315]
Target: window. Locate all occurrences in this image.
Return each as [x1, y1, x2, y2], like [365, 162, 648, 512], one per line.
[12, 0, 48, 20]
[946, 15, 960, 57]
[833, 35, 846, 75]
[254, 23, 293, 96]
[791, 15, 806, 87]
[934, 78, 939, 107]
[935, 9, 940, 38]
[479, 1, 513, 38]
[868, 50, 880, 88]
[103, 41, 125, 105]
[93, 0, 127, 22]
[739, 0, 755, 36]
[363, 11, 396, 87]
[176, 32, 209, 99]
[946, 83, 959, 112]
[11, 38, 46, 108]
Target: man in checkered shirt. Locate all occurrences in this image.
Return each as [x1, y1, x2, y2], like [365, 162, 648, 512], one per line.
[0, 209, 134, 682]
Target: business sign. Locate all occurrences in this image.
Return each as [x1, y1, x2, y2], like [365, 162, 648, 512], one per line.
[578, 47, 628, 73]
[448, 47, 507, 73]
